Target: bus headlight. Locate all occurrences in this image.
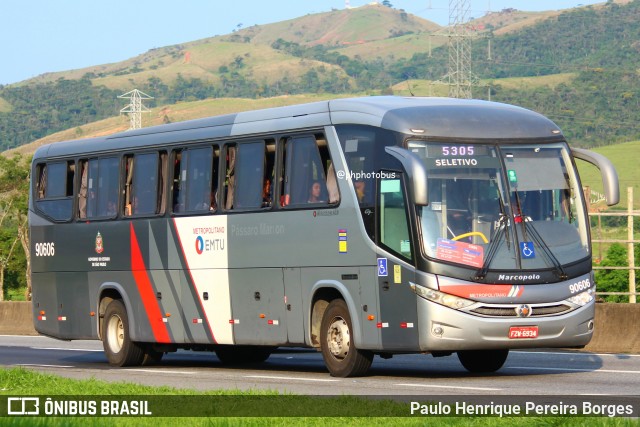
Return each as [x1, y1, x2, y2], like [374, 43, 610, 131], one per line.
[566, 287, 595, 306]
[410, 283, 474, 310]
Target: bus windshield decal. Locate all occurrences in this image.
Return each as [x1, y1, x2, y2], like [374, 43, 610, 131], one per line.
[435, 238, 484, 268]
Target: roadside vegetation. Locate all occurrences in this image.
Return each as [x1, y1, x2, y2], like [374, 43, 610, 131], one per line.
[0, 368, 637, 426]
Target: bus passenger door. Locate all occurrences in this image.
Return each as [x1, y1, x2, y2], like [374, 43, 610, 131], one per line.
[283, 267, 305, 344]
[376, 174, 419, 350]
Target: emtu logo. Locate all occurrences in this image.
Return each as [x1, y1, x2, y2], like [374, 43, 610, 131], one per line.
[195, 236, 204, 255]
[194, 235, 225, 254]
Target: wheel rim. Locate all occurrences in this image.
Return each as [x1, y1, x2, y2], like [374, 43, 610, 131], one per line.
[106, 314, 124, 354]
[326, 316, 350, 360]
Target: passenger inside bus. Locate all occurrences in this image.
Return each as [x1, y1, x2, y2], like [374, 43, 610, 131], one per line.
[307, 181, 326, 203]
[262, 179, 272, 207]
[354, 180, 366, 203]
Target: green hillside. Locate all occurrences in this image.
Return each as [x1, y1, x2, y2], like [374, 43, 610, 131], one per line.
[577, 140, 640, 210]
[22, 4, 436, 90]
[2, 2, 640, 151]
[235, 4, 438, 47]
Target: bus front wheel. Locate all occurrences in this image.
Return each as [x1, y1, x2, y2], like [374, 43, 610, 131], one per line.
[457, 349, 509, 373]
[102, 299, 145, 367]
[320, 299, 373, 377]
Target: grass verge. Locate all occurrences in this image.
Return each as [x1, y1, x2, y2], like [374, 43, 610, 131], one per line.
[0, 367, 637, 426]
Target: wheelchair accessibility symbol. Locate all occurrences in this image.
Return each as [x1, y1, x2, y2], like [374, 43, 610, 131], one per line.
[377, 258, 388, 277]
[520, 242, 535, 259]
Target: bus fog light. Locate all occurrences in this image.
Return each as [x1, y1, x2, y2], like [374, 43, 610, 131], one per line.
[432, 326, 444, 337]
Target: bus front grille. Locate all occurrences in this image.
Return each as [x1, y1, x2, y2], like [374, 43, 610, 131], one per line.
[469, 303, 573, 318]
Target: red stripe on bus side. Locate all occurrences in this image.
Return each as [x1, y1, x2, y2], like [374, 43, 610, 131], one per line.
[130, 223, 171, 343]
[172, 218, 217, 344]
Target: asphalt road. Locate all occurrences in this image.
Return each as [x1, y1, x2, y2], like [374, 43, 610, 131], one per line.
[1, 335, 639, 396]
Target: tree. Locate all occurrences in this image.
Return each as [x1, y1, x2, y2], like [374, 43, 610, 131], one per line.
[0, 155, 31, 300]
[0, 203, 20, 301]
[382, 0, 393, 7]
[595, 243, 631, 303]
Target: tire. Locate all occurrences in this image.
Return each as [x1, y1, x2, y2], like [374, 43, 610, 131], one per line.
[457, 349, 509, 373]
[320, 299, 373, 377]
[215, 345, 275, 364]
[102, 299, 145, 367]
[142, 348, 164, 366]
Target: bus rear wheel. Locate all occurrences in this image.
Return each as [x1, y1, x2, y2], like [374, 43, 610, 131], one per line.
[320, 299, 373, 377]
[142, 348, 164, 366]
[102, 299, 145, 367]
[457, 349, 509, 373]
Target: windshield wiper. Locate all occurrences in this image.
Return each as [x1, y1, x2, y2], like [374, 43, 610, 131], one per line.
[474, 213, 507, 281]
[513, 191, 568, 281]
[522, 220, 568, 281]
[474, 181, 510, 281]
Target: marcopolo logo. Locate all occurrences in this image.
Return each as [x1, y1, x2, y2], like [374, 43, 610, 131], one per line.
[194, 235, 225, 255]
[497, 274, 541, 282]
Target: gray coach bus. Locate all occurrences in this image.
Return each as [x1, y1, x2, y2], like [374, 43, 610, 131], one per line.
[29, 96, 618, 377]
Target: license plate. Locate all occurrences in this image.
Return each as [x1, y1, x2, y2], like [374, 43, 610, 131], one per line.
[509, 326, 539, 339]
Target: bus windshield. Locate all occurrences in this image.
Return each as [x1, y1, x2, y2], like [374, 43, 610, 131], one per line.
[409, 141, 590, 275]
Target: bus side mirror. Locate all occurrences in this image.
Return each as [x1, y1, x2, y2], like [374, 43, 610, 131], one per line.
[385, 147, 428, 206]
[571, 147, 619, 206]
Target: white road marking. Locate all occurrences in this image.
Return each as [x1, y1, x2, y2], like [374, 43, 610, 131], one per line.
[511, 350, 640, 358]
[395, 383, 501, 391]
[14, 364, 74, 368]
[122, 369, 197, 375]
[30, 347, 103, 352]
[0, 335, 48, 338]
[245, 375, 340, 382]
[506, 366, 640, 374]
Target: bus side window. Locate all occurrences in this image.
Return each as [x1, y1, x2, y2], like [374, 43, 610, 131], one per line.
[34, 161, 74, 222]
[80, 157, 119, 219]
[124, 153, 163, 216]
[234, 141, 265, 210]
[173, 146, 215, 214]
[378, 175, 413, 261]
[281, 134, 336, 208]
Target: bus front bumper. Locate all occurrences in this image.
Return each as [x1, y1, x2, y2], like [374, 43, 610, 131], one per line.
[417, 298, 595, 351]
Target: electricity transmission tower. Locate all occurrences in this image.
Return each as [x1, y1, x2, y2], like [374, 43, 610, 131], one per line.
[443, 0, 477, 99]
[118, 89, 153, 130]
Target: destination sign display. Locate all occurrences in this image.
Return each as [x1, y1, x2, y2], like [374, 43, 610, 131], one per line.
[436, 145, 489, 157]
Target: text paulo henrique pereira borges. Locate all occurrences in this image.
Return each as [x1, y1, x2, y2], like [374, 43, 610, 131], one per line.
[410, 400, 634, 417]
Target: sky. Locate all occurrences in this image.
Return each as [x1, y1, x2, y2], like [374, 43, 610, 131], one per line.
[0, 0, 604, 85]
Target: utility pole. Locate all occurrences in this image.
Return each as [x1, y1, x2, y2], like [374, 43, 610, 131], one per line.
[118, 89, 153, 130]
